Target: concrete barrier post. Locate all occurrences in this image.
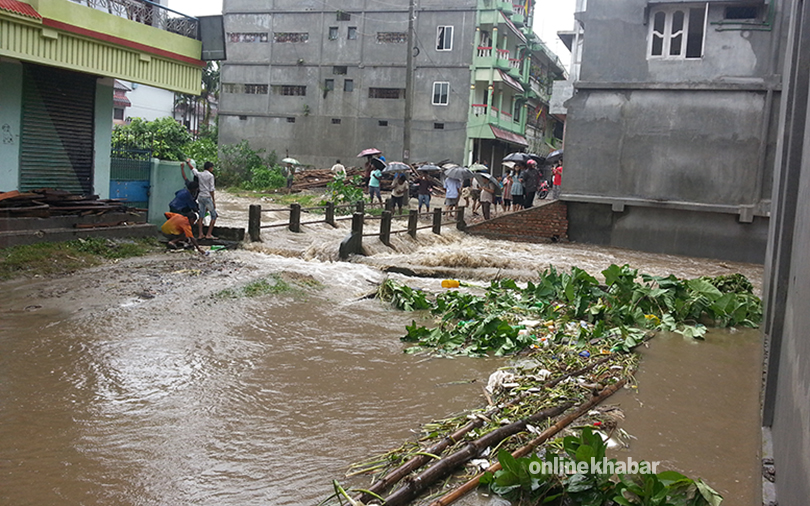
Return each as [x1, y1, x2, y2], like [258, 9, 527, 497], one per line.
[456, 206, 466, 231]
[408, 210, 418, 238]
[433, 208, 442, 234]
[248, 204, 261, 242]
[289, 203, 301, 233]
[380, 210, 392, 246]
[325, 201, 336, 227]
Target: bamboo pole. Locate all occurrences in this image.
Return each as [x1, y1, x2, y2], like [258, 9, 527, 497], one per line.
[353, 355, 614, 504]
[427, 378, 629, 506]
[380, 403, 572, 506]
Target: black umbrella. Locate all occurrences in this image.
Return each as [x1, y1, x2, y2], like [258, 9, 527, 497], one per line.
[503, 152, 530, 163]
[381, 161, 411, 174]
[546, 149, 563, 164]
[473, 172, 500, 189]
[442, 165, 473, 181]
[528, 153, 547, 166]
[417, 164, 441, 172]
[369, 157, 387, 170]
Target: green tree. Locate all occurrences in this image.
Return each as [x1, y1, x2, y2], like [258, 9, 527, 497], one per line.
[111, 117, 191, 160]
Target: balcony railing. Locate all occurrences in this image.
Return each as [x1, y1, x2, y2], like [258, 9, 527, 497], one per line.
[513, 4, 525, 16]
[496, 49, 510, 59]
[472, 104, 488, 116]
[70, 0, 199, 38]
[477, 46, 492, 58]
[509, 58, 521, 69]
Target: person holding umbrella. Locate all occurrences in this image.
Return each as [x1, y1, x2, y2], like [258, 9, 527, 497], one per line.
[521, 159, 540, 209]
[511, 166, 525, 210]
[367, 159, 384, 206]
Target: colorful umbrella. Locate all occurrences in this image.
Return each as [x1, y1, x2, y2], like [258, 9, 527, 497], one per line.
[357, 148, 382, 157]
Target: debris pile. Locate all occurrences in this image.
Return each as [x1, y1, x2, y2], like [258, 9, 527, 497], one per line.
[291, 167, 364, 191]
[0, 189, 141, 219]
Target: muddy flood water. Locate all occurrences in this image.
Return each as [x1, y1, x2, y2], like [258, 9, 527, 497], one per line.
[0, 194, 765, 505]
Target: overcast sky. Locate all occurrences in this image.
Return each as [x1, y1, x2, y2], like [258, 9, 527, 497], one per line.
[168, 0, 576, 66]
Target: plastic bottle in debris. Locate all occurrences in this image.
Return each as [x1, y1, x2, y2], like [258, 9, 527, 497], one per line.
[441, 279, 460, 288]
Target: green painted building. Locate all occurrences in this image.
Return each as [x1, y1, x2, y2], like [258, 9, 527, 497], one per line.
[0, 0, 204, 197]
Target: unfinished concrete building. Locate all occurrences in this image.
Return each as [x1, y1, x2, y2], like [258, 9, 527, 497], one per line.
[218, 0, 565, 170]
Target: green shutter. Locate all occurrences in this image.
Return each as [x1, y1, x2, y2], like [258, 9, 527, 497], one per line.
[19, 64, 96, 195]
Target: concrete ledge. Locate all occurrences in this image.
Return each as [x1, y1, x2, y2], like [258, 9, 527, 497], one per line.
[0, 223, 157, 249]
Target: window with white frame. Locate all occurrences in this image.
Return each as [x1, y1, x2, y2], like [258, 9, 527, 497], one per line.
[437, 25, 453, 51]
[648, 4, 706, 59]
[432, 82, 449, 105]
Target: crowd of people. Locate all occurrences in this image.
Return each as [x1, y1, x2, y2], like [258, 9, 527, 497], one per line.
[356, 153, 563, 222]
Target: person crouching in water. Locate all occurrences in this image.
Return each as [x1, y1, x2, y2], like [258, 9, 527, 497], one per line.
[161, 211, 205, 255]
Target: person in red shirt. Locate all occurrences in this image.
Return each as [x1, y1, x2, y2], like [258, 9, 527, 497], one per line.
[552, 163, 563, 200]
[161, 212, 205, 254]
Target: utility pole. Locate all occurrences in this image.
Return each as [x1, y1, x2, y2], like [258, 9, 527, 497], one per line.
[403, 0, 416, 163]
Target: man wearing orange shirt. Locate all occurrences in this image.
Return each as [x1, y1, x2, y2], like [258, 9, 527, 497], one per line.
[161, 212, 205, 254]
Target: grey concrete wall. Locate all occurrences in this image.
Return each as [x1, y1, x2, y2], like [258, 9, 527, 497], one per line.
[567, 202, 769, 264]
[762, 0, 810, 503]
[563, 89, 770, 205]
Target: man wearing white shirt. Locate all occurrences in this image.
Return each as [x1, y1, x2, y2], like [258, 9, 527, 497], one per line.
[189, 159, 217, 239]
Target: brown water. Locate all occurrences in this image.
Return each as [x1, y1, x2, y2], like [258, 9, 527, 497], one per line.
[0, 206, 766, 505]
[0, 288, 504, 505]
[610, 329, 763, 506]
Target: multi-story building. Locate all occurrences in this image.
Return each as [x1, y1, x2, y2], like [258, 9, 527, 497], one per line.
[218, 0, 565, 171]
[551, 0, 788, 263]
[0, 0, 205, 196]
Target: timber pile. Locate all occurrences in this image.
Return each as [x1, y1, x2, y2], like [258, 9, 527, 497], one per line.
[292, 167, 364, 190]
[323, 348, 637, 506]
[0, 189, 140, 219]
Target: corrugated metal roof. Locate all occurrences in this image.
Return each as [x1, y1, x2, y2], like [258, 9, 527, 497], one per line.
[498, 69, 525, 93]
[490, 125, 528, 147]
[0, 0, 41, 20]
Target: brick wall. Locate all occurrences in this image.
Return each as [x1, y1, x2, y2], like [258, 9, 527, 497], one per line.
[465, 200, 568, 242]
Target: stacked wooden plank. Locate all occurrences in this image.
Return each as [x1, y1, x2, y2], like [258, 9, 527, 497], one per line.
[291, 167, 364, 190]
[0, 189, 138, 218]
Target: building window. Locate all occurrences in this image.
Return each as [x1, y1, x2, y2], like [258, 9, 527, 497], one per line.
[324, 79, 335, 91]
[239, 115, 247, 120]
[725, 6, 759, 20]
[331, 118, 341, 124]
[432, 82, 449, 105]
[377, 32, 407, 43]
[369, 88, 405, 99]
[245, 84, 268, 94]
[228, 32, 269, 43]
[437, 26, 453, 51]
[348, 27, 357, 40]
[513, 101, 521, 122]
[333, 66, 348, 75]
[649, 5, 706, 59]
[378, 120, 388, 126]
[223, 83, 268, 94]
[337, 10, 351, 21]
[344, 79, 354, 92]
[434, 123, 444, 130]
[273, 85, 307, 96]
[113, 108, 124, 120]
[274, 32, 309, 43]
[287, 117, 296, 123]
[329, 27, 339, 40]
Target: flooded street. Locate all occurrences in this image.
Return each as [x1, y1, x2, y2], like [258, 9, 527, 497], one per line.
[0, 193, 765, 505]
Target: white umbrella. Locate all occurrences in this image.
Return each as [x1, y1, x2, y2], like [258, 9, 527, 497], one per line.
[281, 157, 301, 165]
[469, 163, 489, 172]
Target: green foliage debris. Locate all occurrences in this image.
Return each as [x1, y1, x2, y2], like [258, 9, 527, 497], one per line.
[378, 265, 761, 357]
